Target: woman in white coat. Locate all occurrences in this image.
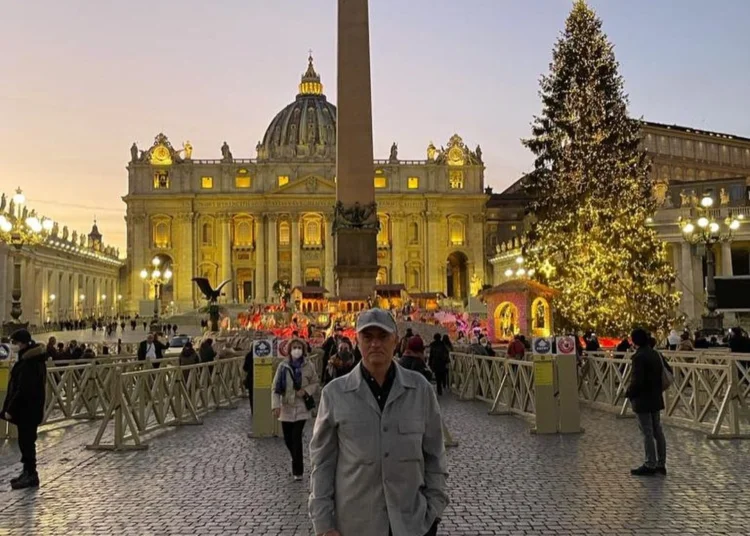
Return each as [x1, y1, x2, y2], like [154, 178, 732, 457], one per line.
[272, 337, 319, 481]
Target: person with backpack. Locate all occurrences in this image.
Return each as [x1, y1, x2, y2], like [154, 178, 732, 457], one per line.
[626, 328, 668, 477]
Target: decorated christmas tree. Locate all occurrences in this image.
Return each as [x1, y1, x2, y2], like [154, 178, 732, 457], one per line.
[522, 0, 678, 334]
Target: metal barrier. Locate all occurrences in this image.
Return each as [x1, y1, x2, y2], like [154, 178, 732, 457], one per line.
[87, 356, 245, 451]
[452, 351, 750, 439]
[452, 352, 535, 419]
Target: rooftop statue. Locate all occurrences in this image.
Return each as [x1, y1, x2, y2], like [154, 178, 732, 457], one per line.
[130, 142, 138, 163]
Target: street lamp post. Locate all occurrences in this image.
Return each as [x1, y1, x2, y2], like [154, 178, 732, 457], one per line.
[117, 294, 123, 318]
[0, 187, 54, 332]
[140, 257, 172, 321]
[678, 193, 743, 334]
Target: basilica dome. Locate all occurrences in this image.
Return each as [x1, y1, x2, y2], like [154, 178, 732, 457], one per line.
[257, 55, 337, 162]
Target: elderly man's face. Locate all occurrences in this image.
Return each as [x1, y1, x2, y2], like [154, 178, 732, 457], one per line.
[357, 327, 397, 368]
[147, 334, 154, 343]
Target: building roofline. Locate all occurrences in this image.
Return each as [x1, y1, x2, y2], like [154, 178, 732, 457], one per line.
[642, 120, 750, 143]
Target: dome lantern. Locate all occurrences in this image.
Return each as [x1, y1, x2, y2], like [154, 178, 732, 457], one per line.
[298, 52, 323, 96]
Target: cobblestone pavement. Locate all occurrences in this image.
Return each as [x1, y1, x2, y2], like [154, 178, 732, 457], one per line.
[1, 396, 748, 535]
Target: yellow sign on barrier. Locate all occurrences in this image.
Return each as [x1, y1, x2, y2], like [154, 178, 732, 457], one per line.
[533, 355, 554, 386]
[253, 358, 274, 389]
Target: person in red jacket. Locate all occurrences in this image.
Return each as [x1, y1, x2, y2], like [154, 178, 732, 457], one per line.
[506, 334, 526, 359]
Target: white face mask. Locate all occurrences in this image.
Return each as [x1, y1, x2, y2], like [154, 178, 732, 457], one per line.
[290, 348, 303, 359]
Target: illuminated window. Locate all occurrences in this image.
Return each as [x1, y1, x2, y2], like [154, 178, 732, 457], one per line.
[201, 176, 214, 189]
[511, 225, 517, 231]
[278, 175, 290, 187]
[235, 176, 251, 188]
[407, 177, 419, 189]
[279, 221, 290, 245]
[377, 216, 389, 246]
[374, 176, 387, 189]
[449, 170, 464, 189]
[304, 219, 321, 246]
[153, 221, 170, 248]
[201, 223, 213, 246]
[450, 220, 465, 246]
[153, 171, 170, 189]
[235, 221, 252, 246]
[304, 268, 322, 286]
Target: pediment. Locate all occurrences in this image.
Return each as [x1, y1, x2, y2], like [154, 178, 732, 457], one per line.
[271, 175, 336, 195]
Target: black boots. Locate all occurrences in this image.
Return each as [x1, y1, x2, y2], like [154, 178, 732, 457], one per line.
[11, 471, 39, 489]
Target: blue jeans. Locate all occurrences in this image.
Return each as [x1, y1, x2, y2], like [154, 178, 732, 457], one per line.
[636, 411, 666, 468]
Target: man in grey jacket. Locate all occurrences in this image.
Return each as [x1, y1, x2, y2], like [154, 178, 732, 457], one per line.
[309, 308, 449, 536]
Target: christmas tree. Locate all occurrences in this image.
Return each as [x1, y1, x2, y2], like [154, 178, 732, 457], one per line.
[522, 0, 678, 334]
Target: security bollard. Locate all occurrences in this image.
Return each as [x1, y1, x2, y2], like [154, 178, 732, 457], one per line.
[532, 353, 557, 434]
[250, 339, 276, 438]
[556, 353, 583, 434]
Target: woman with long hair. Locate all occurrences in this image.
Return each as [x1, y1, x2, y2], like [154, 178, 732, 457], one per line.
[272, 337, 319, 481]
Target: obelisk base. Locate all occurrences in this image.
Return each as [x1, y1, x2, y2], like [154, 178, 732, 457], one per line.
[335, 228, 378, 298]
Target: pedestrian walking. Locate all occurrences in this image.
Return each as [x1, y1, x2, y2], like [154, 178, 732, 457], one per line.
[1, 329, 47, 489]
[626, 328, 668, 476]
[309, 308, 448, 536]
[428, 333, 450, 395]
[272, 338, 319, 481]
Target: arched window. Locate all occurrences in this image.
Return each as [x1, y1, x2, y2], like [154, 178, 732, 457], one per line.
[408, 268, 420, 290]
[409, 222, 419, 244]
[153, 221, 170, 248]
[377, 216, 389, 246]
[202, 223, 213, 246]
[450, 220, 465, 246]
[304, 219, 321, 246]
[235, 221, 252, 246]
[279, 221, 291, 246]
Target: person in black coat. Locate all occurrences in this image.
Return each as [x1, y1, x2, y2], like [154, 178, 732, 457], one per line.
[242, 347, 254, 414]
[1, 329, 47, 489]
[399, 336, 434, 383]
[625, 328, 667, 477]
[428, 334, 450, 395]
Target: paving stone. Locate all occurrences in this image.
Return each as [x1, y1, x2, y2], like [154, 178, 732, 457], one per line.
[0, 396, 748, 535]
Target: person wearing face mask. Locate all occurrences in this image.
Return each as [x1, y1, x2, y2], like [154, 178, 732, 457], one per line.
[272, 338, 319, 481]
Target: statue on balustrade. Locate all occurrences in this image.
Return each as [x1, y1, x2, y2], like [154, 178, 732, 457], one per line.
[220, 141, 233, 162]
[183, 141, 193, 160]
[427, 142, 437, 161]
[0, 193, 5, 212]
[679, 190, 690, 207]
[389, 142, 399, 162]
[720, 188, 730, 206]
[130, 142, 138, 163]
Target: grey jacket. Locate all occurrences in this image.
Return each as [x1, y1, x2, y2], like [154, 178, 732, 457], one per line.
[309, 362, 448, 536]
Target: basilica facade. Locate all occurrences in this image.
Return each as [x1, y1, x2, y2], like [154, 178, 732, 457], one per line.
[123, 57, 487, 315]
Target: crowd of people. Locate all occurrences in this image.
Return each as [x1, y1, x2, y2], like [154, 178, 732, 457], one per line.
[40, 316, 180, 338]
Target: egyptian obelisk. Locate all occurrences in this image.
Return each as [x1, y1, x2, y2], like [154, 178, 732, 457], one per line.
[334, 0, 379, 298]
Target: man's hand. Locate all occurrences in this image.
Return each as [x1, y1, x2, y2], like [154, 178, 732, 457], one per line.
[1, 411, 11, 421]
[272, 408, 281, 418]
[296, 389, 306, 398]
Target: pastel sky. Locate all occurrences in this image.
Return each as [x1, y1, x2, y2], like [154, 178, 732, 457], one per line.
[1, 0, 749, 252]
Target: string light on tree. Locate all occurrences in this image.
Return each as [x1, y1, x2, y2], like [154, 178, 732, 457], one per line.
[521, 0, 679, 334]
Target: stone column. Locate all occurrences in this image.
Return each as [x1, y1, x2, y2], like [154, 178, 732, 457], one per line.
[679, 242, 696, 322]
[324, 214, 335, 293]
[291, 214, 301, 288]
[691, 251, 704, 321]
[221, 215, 234, 302]
[390, 213, 405, 285]
[267, 214, 279, 300]
[178, 212, 195, 308]
[720, 242, 733, 276]
[129, 214, 146, 314]
[426, 212, 442, 292]
[255, 216, 266, 303]
[720, 241, 737, 326]
[334, 0, 379, 297]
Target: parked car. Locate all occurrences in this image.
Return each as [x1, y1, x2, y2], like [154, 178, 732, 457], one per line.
[164, 335, 192, 357]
